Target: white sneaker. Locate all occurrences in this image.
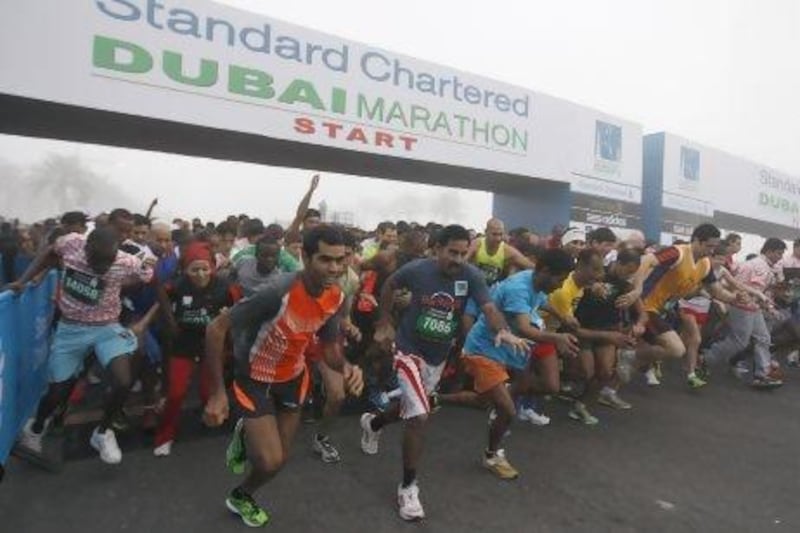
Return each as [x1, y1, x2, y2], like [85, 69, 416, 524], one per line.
[153, 441, 172, 457]
[360, 413, 381, 455]
[90, 427, 122, 464]
[19, 419, 44, 453]
[397, 481, 425, 521]
[644, 368, 661, 386]
[517, 407, 551, 426]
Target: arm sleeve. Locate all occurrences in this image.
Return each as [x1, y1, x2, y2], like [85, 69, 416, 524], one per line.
[500, 282, 531, 316]
[390, 260, 417, 291]
[229, 279, 288, 330]
[547, 287, 571, 318]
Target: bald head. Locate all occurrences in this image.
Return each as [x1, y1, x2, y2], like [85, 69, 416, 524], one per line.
[625, 230, 646, 249]
[150, 222, 173, 257]
[485, 218, 505, 248]
[486, 218, 505, 232]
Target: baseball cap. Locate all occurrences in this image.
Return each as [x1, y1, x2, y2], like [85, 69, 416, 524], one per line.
[560, 227, 586, 246]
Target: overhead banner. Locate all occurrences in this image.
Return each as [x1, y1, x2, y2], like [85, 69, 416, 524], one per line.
[0, 0, 642, 199]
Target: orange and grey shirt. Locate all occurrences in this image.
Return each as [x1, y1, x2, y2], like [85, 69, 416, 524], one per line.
[229, 273, 344, 383]
[642, 244, 715, 313]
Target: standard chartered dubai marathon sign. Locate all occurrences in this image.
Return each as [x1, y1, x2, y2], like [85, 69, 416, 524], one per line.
[0, 0, 541, 176]
[92, 0, 530, 153]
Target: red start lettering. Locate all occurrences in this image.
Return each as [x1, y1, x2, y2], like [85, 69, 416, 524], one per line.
[294, 117, 418, 152]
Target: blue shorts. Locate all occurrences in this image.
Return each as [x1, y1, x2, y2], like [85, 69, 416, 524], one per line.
[48, 322, 138, 382]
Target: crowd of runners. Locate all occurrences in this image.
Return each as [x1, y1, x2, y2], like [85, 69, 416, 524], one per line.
[2, 174, 799, 527]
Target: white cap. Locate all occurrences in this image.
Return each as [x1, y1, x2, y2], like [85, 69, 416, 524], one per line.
[561, 228, 586, 246]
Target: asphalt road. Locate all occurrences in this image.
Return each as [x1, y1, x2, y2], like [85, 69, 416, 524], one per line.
[3, 364, 800, 533]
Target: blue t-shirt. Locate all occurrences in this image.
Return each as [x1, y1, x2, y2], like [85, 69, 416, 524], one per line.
[392, 258, 490, 365]
[463, 270, 547, 370]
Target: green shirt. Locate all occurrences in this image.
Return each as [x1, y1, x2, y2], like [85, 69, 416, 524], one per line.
[231, 244, 302, 273]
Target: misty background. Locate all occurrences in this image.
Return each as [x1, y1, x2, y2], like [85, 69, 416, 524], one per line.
[1, 0, 797, 230]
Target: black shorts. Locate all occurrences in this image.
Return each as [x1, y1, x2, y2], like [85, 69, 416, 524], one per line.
[643, 311, 675, 343]
[232, 369, 310, 418]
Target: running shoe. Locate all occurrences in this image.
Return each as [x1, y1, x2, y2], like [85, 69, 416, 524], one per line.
[731, 361, 750, 381]
[644, 368, 661, 386]
[18, 419, 44, 454]
[226, 490, 270, 527]
[397, 481, 425, 521]
[598, 389, 632, 410]
[360, 413, 381, 455]
[654, 361, 664, 380]
[517, 407, 551, 426]
[483, 449, 519, 480]
[428, 391, 442, 413]
[696, 360, 711, 381]
[90, 427, 122, 464]
[568, 402, 599, 425]
[687, 373, 708, 389]
[226, 418, 247, 475]
[312, 434, 341, 463]
[153, 441, 172, 457]
[787, 350, 800, 368]
[752, 376, 783, 389]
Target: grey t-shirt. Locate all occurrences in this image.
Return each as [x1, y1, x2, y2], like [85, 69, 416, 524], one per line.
[233, 256, 281, 297]
[391, 258, 491, 365]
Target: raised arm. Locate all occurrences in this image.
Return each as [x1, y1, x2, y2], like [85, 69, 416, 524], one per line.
[286, 174, 320, 236]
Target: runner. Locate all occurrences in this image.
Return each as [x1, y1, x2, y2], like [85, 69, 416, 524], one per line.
[622, 224, 746, 386]
[361, 221, 399, 261]
[231, 235, 283, 297]
[705, 238, 785, 388]
[308, 230, 362, 464]
[468, 218, 535, 286]
[14, 227, 154, 463]
[153, 242, 242, 456]
[359, 224, 529, 521]
[542, 249, 607, 425]
[560, 227, 587, 259]
[573, 248, 646, 411]
[202, 225, 363, 527]
[461, 247, 578, 479]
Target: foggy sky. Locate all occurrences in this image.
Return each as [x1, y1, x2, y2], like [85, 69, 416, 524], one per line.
[0, 0, 797, 229]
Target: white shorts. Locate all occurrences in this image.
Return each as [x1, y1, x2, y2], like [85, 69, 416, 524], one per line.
[393, 351, 445, 420]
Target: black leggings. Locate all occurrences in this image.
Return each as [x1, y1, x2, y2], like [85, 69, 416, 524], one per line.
[33, 354, 133, 433]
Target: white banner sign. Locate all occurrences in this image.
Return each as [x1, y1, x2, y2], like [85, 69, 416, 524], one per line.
[0, 0, 642, 200]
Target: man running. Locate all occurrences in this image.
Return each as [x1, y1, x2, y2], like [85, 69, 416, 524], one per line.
[231, 235, 282, 297]
[705, 238, 785, 387]
[15, 227, 154, 463]
[468, 218, 535, 286]
[623, 224, 745, 386]
[361, 221, 399, 261]
[359, 224, 529, 521]
[203, 225, 364, 527]
[461, 248, 577, 479]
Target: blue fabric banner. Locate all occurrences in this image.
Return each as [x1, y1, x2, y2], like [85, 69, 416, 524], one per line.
[0, 272, 57, 463]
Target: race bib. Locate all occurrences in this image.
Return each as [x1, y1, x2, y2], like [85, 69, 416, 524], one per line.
[63, 268, 105, 305]
[179, 307, 211, 327]
[415, 310, 457, 341]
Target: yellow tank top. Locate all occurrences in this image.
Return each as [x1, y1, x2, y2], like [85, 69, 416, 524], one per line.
[475, 238, 506, 285]
[643, 244, 712, 313]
